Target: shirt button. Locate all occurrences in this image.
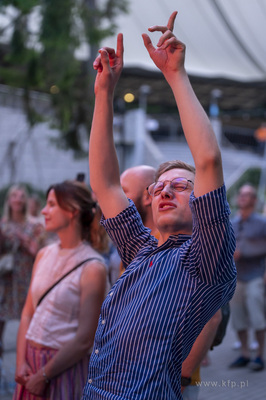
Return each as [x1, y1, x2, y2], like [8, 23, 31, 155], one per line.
[95, 349, 99, 354]
[109, 291, 113, 297]
[102, 319, 106, 325]
[88, 379, 92, 384]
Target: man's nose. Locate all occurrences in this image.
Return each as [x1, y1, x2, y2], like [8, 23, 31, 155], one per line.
[160, 183, 173, 197]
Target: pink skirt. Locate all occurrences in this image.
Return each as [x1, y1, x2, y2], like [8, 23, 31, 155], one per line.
[13, 341, 90, 400]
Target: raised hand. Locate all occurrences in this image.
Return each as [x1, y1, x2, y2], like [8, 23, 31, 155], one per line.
[93, 33, 124, 95]
[142, 11, 186, 79]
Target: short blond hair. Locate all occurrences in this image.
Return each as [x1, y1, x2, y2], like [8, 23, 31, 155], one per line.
[155, 160, 195, 181]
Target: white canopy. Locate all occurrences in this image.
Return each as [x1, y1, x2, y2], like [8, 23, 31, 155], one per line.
[101, 0, 266, 82]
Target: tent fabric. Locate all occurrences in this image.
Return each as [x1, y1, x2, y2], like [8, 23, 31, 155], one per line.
[101, 0, 266, 82]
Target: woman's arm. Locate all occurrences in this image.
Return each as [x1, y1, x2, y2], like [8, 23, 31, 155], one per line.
[15, 249, 45, 385]
[25, 260, 106, 396]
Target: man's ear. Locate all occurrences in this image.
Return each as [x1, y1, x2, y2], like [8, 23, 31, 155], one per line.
[142, 189, 152, 206]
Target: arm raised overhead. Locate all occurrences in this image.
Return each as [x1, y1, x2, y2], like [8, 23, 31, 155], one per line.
[89, 33, 129, 218]
[142, 12, 223, 197]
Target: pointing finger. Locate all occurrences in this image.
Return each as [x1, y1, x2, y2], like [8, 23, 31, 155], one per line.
[116, 33, 124, 59]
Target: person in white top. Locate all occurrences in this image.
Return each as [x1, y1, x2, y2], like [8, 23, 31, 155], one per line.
[13, 180, 107, 400]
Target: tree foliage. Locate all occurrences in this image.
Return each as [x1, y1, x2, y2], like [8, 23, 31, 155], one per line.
[0, 0, 128, 155]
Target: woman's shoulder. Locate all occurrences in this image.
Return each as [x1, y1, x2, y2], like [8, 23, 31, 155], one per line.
[81, 249, 107, 283]
[37, 241, 60, 258]
[80, 242, 105, 263]
[79, 243, 107, 279]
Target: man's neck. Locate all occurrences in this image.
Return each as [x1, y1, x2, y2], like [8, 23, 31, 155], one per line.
[239, 208, 254, 220]
[144, 218, 159, 239]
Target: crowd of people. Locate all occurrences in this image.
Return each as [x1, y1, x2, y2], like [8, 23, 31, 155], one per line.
[0, 10, 265, 400]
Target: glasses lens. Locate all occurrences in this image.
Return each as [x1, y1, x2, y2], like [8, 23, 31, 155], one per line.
[171, 178, 188, 192]
[152, 181, 164, 196]
[149, 178, 191, 196]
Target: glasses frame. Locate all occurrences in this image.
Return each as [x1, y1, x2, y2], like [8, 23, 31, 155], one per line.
[147, 177, 194, 197]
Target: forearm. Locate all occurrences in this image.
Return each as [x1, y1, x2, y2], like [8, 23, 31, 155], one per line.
[168, 71, 218, 156]
[181, 310, 222, 377]
[16, 315, 31, 368]
[143, 13, 223, 195]
[90, 92, 120, 191]
[89, 91, 128, 218]
[24, 336, 93, 396]
[42, 336, 93, 379]
[167, 70, 223, 193]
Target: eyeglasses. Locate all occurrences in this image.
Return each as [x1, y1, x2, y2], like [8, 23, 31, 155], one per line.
[147, 177, 194, 197]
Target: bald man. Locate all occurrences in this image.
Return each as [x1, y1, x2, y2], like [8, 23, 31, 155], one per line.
[120, 165, 158, 237]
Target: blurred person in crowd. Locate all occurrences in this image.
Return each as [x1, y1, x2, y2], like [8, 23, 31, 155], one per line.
[120, 165, 158, 237]
[90, 202, 117, 288]
[28, 193, 59, 245]
[0, 184, 45, 359]
[13, 180, 107, 400]
[27, 194, 44, 226]
[119, 165, 158, 277]
[229, 184, 266, 371]
[81, 11, 236, 399]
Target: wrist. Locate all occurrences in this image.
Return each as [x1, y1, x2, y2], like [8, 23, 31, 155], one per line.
[95, 90, 114, 103]
[181, 376, 191, 387]
[165, 67, 187, 84]
[42, 366, 51, 384]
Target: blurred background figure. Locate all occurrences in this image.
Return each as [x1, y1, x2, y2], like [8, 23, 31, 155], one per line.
[27, 194, 44, 226]
[0, 184, 45, 360]
[119, 165, 158, 277]
[229, 183, 266, 372]
[28, 193, 58, 246]
[120, 165, 157, 238]
[13, 180, 107, 400]
[89, 196, 120, 288]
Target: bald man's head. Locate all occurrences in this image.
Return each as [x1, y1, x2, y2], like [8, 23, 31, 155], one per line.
[120, 165, 155, 224]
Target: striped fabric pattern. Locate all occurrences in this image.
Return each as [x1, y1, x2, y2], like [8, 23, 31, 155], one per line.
[13, 342, 89, 400]
[82, 185, 236, 400]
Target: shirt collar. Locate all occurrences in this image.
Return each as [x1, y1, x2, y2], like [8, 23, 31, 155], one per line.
[159, 233, 191, 249]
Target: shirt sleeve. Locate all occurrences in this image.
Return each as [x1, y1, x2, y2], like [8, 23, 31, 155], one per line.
[101, 200, 156, 267]
[189, 185, 236, 285]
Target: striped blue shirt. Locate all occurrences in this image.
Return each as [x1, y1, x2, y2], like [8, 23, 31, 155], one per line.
[82, 185, 236, 399]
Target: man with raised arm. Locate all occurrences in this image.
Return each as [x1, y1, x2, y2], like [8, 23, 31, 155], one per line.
[82, 12, 236, 400]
